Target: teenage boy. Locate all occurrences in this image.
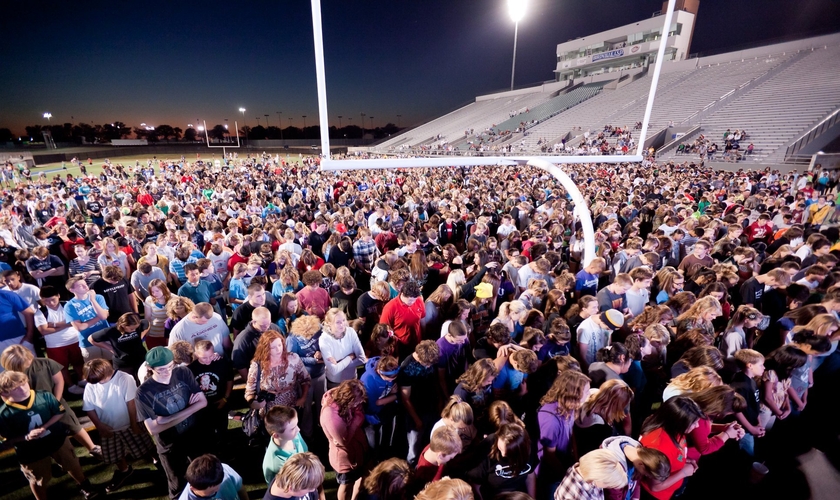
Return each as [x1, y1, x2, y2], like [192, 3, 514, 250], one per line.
[436, 321, 470, 398]
[130, 261, 166, 303]
[678, 240, 714, 281]
[398, 340, 441, 466]
[93, 265, 138, 322]
[34, 285, 86, 394]
[330, 275, 362, 320]
[577, 309, 624, 373]
[0, 371, 98, 499]
[136, 346, 208, 500]
[414, 425, 463, 484]
[295, 270, 331, 321]
[230, 283, 281, 335]
[64, 276, 112, 362]
[596, 273, 632, 315]
[178, 263, 214, 305]
[262, 405, 309, 484]
[381, 280, 427, 360]
[178, 454, 247, 500]
[626, 267, 654, 317]
[575, 258, 606, 298]
[168, 302, 231, 356]
[82, 358, 155, 493]
[264, 452, 325, 500]
[730, 349, 766, 457]
[360, 355, 400, 454]
[197, 258, 226, 321]
[738, 268, 791, 311]
[188, 340, 232, 440]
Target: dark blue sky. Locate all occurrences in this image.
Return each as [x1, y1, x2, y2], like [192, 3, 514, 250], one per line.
[1, 0, 838, 135]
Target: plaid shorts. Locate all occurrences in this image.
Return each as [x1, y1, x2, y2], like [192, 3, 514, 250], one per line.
[100, 428, 155, 464]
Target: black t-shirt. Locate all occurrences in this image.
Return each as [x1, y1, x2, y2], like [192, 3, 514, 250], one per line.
[229, 296, 280, 333]
[87, 201, 103, 216]
[188, 358, 230, 402]
[730, 371, 760, 426]
[135, 366, 201, 452]
[331, 289, 362, 320]
[91, 320, 149, 371]
[464, 434, 534, 498]
[397, 356, 436, 412]
[738, 277, 764, 310]
[93, 278, 135, 323]
[263, 479, 318, 500]
[232, 324, 281, 371]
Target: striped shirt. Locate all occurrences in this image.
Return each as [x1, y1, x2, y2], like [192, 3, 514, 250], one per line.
[143, 296, 169, 339]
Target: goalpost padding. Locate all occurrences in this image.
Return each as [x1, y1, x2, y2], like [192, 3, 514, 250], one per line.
[308, 0, 679, 266]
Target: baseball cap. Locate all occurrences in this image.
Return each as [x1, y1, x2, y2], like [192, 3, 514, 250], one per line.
[146, 346, 174, 368]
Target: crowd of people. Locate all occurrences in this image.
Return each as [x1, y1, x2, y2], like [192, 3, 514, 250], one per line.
[1, 154, 840, 500]
[675, 130, 755, 162]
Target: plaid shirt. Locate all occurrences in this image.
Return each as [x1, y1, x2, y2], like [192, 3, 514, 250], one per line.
[353, 239, 378, 271]
[554, 465, 604, 500]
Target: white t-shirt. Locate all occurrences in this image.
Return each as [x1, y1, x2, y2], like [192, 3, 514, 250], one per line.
[168, 313, 230, 355]
[626, 288, 650, 318]
[207, 251, 232, 276]
[82, 370, 137, 430]
[576, 317, 611, 366]
[10, 283, 41, 307]
[34, 307, 81, 348]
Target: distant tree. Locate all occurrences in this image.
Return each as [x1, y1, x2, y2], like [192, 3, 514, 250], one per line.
[0, 128, 13, 142]
[265, 126, 281, 140]
[240, 126, 251, 139]
[250, 125, 267, 140]
[24, 125, 44, 141]
[183, 127, 197, 142]
[154, 125, 176, 142]
[173, 127, 183, 141]
[209, 125, 227, 141]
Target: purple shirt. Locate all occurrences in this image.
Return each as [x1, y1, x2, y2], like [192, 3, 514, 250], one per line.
[537, 402, 574, 476]
[436, 337, 468, 391]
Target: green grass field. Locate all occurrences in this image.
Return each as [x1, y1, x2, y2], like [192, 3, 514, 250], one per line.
[0, 386, 339, 500]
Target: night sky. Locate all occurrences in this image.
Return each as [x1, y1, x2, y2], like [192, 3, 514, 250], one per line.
[2, 0, 839, 136]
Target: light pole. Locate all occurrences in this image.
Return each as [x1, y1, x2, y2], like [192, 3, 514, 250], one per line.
[265, 114, 270, 128]
[43, 112, 52, 123]
[338, 115, 343, 129]
[397, 114, 402, 128]
[277, 112, 283, 142]
[302, 116, 307, 138]
[360, 112, 366, 138]
[239, 107, 247, 144]
[508, 0, 527, 91]
[369, 116, 374, 131]
[255, 117, 261, 127]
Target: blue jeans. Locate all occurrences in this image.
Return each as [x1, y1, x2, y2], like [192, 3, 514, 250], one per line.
[740, 433, 756, 457]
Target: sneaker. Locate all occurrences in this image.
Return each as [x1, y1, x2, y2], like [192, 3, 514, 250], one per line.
[89, 445, 103, 459]
[106, 466, 134, 493]
[80, 486, 100, 499]
[68, 384, 85, 395]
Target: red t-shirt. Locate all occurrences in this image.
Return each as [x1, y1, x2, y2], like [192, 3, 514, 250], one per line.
[414, 445, 445, 485]
[640, 427, 687, 500]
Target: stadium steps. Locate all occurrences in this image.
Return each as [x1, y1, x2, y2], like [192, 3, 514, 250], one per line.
[688, 44, 840, 163]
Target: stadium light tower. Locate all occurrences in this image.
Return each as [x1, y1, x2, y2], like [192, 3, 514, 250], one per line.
[508, 0, 527, 91]
[239, 107, 247, 144]
[43, 112, 52, 122]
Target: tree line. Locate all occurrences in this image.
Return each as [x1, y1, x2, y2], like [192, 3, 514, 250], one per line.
[2, 122, 402, 144]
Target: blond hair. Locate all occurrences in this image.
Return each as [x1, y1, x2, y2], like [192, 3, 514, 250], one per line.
[274, 452, 325, 493]
[429, 425, 462, 456]
[668, 366, 722, 394]
[0, 370, 28, 394]
[793, 313, 840, 338]
[414, 478, 473, 500]
[290, 315, 322, 339]
[0, 344, 35, 372]
[578, 449, 629, 490]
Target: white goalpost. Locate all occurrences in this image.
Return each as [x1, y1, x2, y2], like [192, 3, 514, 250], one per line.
[308, 0, 678, 266]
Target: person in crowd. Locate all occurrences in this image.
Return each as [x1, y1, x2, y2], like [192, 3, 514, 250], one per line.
[81, 358, 155, 494]
[189, 339, 233, 440]
[320, 379, 368, 500]
[34, 285, 86, 394]
[554, 448, 629, 500]
[178, 453, 248, 500]
[398, 339, 441, 465]
[245, 330, 311, 411]
[320, 308, 367, 389]
[168, 302, 231, 356]
[286, 315, 326, 439]
[262, 405, 308, 485]
[135, 346, 208, 499]
[0, 370, 99, 500]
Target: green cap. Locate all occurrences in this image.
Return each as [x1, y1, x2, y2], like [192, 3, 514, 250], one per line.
[145, 346, 174, 368]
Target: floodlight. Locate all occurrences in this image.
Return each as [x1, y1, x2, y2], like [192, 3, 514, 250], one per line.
[508, 0, 527, 23]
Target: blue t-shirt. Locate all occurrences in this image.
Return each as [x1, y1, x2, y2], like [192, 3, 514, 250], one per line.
[0, 290, 29, 341]
[63, 295, 110, 347]
[575, 270, 599, 297]
[360, 357, 397, 424]
[178, 280, 213, 305]
[492, 361, 527, 392]
[229, 278, 247, 310]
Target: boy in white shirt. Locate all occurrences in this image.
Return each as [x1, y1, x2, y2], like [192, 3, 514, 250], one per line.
[82, 358, 155, 493]
[34, 285, 86, 395]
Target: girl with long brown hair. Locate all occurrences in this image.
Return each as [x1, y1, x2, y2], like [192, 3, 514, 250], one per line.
[320, 379, 368, 500]
[574, 379, 634, 456]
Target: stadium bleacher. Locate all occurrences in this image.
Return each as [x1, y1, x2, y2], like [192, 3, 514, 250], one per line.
[373, 37, 840, 165]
